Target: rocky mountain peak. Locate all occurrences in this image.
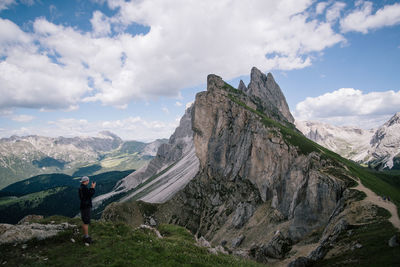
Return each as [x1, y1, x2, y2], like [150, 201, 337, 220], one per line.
[207, 74, 225, 92]
[386, 112, 400, 127]
[238, 80, 247, 91]
[247, 67, 294, 123]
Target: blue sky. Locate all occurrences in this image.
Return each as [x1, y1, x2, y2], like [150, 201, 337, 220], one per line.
[0, 0, 400, 141]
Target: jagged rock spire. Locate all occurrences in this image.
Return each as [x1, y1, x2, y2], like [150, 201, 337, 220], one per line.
[238, 80, 247, 92]
[247, 67, 294, 123]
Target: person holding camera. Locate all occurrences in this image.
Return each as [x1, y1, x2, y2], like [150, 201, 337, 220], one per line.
[78, 176, 96, 244]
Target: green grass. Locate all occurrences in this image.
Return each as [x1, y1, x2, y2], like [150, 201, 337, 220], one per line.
[0, 216, 265, 267]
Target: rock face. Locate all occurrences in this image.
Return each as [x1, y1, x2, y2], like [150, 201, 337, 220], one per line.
[244, 67, 294, 124]
[102, 67, 354, 263]
[297, 112, 400, 170]
[164, 71, 345, 241]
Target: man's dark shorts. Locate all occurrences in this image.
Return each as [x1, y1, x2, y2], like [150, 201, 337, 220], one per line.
[81, 208, 91, 224]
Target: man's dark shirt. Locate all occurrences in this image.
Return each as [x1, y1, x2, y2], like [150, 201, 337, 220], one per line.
[79, 184, 95, 209]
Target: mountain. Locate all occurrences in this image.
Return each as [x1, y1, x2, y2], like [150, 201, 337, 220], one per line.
[0, 132, 166, 189]
[296, 112, 400, 170]
[94, 67, 400, 265]
[370, 112, 400, 169]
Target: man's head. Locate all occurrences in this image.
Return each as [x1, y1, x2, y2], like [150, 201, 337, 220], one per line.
[80, 176, 89, 185]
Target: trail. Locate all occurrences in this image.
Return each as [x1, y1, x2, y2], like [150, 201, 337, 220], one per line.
[355, 182, 400, 231]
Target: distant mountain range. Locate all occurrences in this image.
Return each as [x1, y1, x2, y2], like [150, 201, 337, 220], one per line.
[0, 131, 167, 189]
[296, 112, 400, 170]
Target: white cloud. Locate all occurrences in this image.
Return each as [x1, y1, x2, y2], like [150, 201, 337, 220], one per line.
[90, 10, 111, 37]
[316, 2, 328, 15]
[185, 101, 194, 109]
[0, 0, 15, 11]
[162, 107, 169, 114]
[326, 2, 346, 23]
[12, 114, 35, 122]
[175, 101, 182, 107]
[341, 2, 400, 33]
[20, 0, 35, 6]
[295, 88, 400, 128]
[0, 0, 346, 110]
[11, 117, 178, 142]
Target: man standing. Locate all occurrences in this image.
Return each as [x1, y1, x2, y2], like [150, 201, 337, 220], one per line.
[78, 176, 96, 244]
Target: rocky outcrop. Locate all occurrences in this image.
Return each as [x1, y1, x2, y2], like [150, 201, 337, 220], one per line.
[263, 231, 292, 259]
[388, 235, 399, 247]
[245, 67, 294, 124]
[0, 222, 76, 244]
[231, 203, 255, 229]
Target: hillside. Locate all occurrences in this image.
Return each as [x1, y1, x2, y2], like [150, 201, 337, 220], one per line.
[0, 170, 132, 224]
[0, 216, 264, 267]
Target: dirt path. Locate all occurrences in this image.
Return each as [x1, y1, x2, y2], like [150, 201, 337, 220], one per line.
[355, 182, 400, 231]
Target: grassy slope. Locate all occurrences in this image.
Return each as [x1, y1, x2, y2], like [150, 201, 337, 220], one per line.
[0, 216, 264, 267]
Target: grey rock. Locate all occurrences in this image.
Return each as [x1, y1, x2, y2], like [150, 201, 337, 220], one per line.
[246, 67, 294, 123]
[232, 235, 245, 248]
[0, 222, 76, 245]
[388, 235, 399, 247]
[231, 203, 255, 229]
[249, 244, 269, 263]
[149, 217, 157, 227]
[197, 236, 211, 248]
[208, 245, 228, 255]
[18, 215, 43, 225]
[288, 256, 314, 267]
[308, 219, 349, 261]
[238, 80, 247, 91]
[221, 240, 227, 246]
[263, 232, 292, 259]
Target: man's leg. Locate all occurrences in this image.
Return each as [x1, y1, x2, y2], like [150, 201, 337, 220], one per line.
[82, 223, 89, 236]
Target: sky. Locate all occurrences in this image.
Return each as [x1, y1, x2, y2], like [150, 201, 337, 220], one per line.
[0, 0, 399, 142]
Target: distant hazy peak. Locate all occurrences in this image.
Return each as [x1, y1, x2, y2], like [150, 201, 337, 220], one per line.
[385, 112, 400, 127]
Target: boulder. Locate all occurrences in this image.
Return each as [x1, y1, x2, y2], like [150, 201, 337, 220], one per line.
[388, 235, 399, 247]
[231, 203, 255, 229]
[18, 215, 44, 225]
[0, 222, 76, 245]
[263, 232, 292, 259]
[231, 235, 245, 248]
[288, 256, 314, 267]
